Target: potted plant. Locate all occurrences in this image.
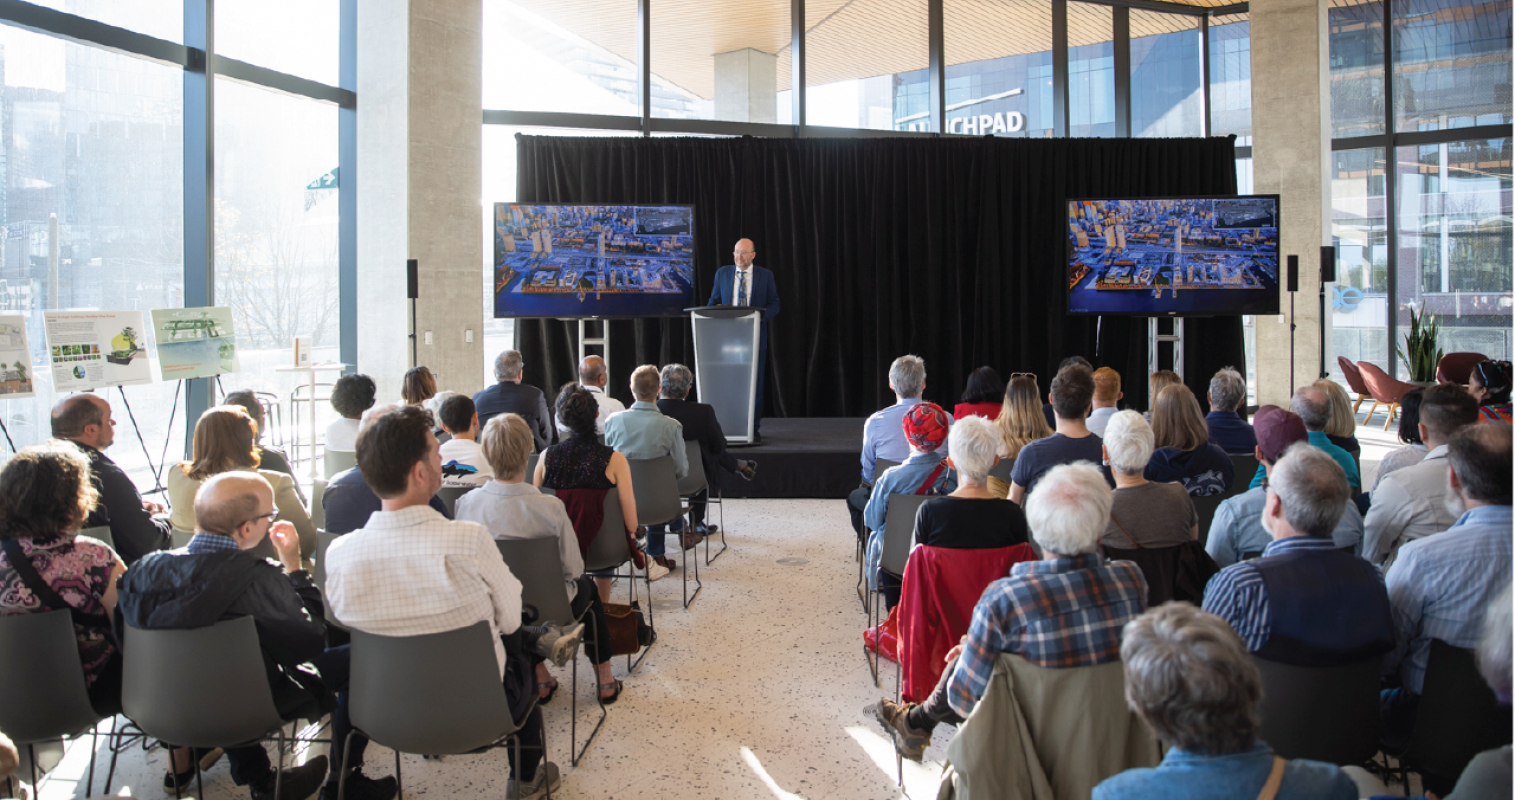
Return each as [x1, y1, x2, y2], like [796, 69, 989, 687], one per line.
[1397, 306, 1443, 384]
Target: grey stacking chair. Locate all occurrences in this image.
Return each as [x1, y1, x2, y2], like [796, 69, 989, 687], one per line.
[435, 485, 475, 517]
[866, 493, 929, 686]
[679, 440, 726, 565]
[340, 622, 540, 800]
[496, 536, 606, 766]
[122, 616, 292, 800]
[78, 525, 115, 551]
[627, 455, 698, 608]
[324, 449, 357, 480]
[875, 458, 902, 477]
[987, 457, 1016, 484]
[0, 610, 121, 798]
[583, 489, 655, 671]
[313, 529, 347, 630]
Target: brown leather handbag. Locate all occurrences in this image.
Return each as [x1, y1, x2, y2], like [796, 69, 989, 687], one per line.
[603, 600, 652, 655]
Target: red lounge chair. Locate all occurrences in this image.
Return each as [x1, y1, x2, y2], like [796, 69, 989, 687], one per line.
[1358, 361, 1418, 431]
[1338, 357, 1370, 415]
[1435, 352, 1488, 387]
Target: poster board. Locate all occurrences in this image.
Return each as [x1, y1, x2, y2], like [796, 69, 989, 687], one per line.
[44, 310, 153, 392]
[151, 306, 240, 381]
[0, 314, 36, 399]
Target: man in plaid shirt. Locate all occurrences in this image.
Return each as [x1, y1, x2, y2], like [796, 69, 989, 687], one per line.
[874, 462, 1148, 760]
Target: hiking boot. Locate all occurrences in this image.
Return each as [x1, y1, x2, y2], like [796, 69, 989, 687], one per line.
[736, 460, 758, 481]
[874, 698, 930, 761]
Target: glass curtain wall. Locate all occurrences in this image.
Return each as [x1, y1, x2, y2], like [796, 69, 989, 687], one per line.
[943, 0, 1055, 138]
[1130, 10, 1202, 138]
[806, 0, 929, 130]
[1068, 2, 1116, 137]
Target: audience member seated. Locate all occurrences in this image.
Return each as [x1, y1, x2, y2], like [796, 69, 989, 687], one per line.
[556, 355, 625, 438]
[1009, 363, 1106, 503]
[1469, 359, 1512, 423]
[1093, 603, 1360, 800]
[912, 416, 1028, 551]
[536, 384, 656, 587]
[399, 365, 436, 409]
[1441, 582, 1513, 799]
[987, 374, 1053, 499]
[953, 366, 1004, 421]
[1246, 386, 1362, 492]
[424, 390, 458, 443]
[457, 413, 621, 704]
[1381, 423, 1512, 752]
[51, 393, 171, 565]
[604, 364, 691, 571]
[168, 405, 317, 560]
[118, 472, 394, 800]
[1206, 406, 1363, 567]
[655, 363, 758, 536]
[1364, 383, 1479, 568]
[1204, 445, 1393, 666]
[849, 355, 935, 540]
[1145, 384, 1234, 497]
[1313, 378, 1362, 462]
[475, 350, 553, 451]
[864, 403, 957, 610]
[0, 443, 125, 712]
[322, 404, 450, 535]
[436, 394, 491, 487]
[873, 463, 1146, 760]
[1041, 356, 1092, 427]
[326, 373, 376, 453]
[1086, 367, 1122, 438]
[1372, 386, 1427, 492]
[225, 389, 305, 505]
[1146, 370, 1182, 415]
[1205, 366, 1257, 455]
[324, 406, 563, 800]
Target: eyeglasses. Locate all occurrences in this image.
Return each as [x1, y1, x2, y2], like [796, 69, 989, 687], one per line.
[1010, 372, 1037, 381]
[248, 509, 280, 525]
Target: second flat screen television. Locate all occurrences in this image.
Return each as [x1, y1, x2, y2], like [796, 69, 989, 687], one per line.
[1067, 195, 1281, 317]
[493, 203, 696, 319]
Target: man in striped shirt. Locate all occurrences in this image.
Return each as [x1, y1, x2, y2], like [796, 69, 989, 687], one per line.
[873, 462, 1148, 760]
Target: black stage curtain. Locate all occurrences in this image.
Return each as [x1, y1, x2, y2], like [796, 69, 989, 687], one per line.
[513, 134, 1242, 417]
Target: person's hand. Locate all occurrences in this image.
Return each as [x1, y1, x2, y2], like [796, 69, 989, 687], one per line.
[945, 635, 968, 664]
[0, 731, 18, 782]
[268, 521, 301, 572]
[142, 500, 165, 515]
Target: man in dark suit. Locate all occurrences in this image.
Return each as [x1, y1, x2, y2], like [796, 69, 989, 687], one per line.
[473, 349, 553, 451]
[52, 393, 172, 565]
[708, 238, 780, 439]
[656, 363, 757, 534]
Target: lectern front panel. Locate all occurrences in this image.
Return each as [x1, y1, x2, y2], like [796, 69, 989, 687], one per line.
[690, 309, 761, 443]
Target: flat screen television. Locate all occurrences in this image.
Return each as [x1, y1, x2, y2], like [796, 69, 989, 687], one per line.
[492, 203, 696, 319]
[1066, 195, 1281, 317]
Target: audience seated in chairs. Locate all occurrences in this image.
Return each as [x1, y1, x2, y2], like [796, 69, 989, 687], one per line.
[325, 373, 376, 453]
[1206, 406, 1363, 568]
[399, 365, 436, 410]
[51, 393, 172, 565]
[1373, 386, 1428, 492]
[324, 405, 579, 800]
[1363, 383, 1480, 569]
[910, 416, 1028, 553]
[167, 405, 318, 562]
[456, 413, 622, 705]
[1313, 379, 1363, 467]
[436, 394, 492, 487]
[225, 389, 300, 491]
[1381, 422, 1512, 753]
[1086, 367, 1122, 438]
[656, 362, 758, 537]
[1469, 359, 1513, 424]
[1146, 370, 1182, 414]
[556, 355, 625, 438]
[848, 355, 935, 540]
[117, 471, 389, 800]
[536, 384, 658, 587]
[604, 364, 691, 571]
[1205, 366, 1257, 455]
[1246, 387, 1362, 493]
[423, 390, 458, 443]
[322, 405, 451, 535]
[0, 443, 126, 713]
[1203, 444, 1394, 667]
[1093, 603, 1362, 800]
[475, 350, 554, 452]
[863, 402, 957, 611]
[986, 373, 1053, 498]
[873, 463, 1148, 760]
[953, 366, 1004, 421]
[1145, 384, 1235, 497]
[1009, 363, 1105, 503]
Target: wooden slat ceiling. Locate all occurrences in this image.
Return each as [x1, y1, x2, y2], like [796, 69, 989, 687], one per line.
[507, 0, 1268, 102]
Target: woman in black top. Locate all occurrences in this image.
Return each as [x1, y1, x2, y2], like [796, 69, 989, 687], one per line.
[915, 416, 1030, 551]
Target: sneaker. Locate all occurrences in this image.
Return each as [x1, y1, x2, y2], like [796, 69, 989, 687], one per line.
[874, 698, 930, 761]
[507, 761, 561, 800]
[736, 459, 758, 481]
[250, 756, 329, 800]
[319, 770, 397, 800]
[645, 558, 670, 582]
[534, 622, 584, 668]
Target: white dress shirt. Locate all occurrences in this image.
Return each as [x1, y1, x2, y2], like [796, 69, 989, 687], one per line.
[555, 384, 625, 436]
[326, 418, 361, 453]
[455, 481, 585, 601]
[325, 504, 523, 676]
[1362, 445, 1459, 570]
[438, 437, 493, 486]
[732, 268, 751, 307]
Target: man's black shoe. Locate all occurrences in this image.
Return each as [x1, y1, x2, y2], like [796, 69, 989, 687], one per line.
[320, 770, 398, 800]
[250, 756, 328, 800]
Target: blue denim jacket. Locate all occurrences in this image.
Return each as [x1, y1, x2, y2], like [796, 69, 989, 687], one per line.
[863, 452, 956, 589]
[1094, 744, 1357, 800]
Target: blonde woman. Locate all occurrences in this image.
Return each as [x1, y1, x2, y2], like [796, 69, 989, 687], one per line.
[1312, 379, 1362, 462]
[989, 374, 1054, 497]
[1146, 384, 1234, 497]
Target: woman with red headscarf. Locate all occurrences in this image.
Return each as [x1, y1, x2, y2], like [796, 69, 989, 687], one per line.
[863, 402, 958, 610]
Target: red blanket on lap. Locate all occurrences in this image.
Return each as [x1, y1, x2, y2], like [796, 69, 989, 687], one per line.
[554, 487, 609, 557]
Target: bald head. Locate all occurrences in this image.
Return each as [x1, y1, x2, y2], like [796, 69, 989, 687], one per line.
[733, 238, 756, 269]
[51, 394, 113, 448]
[195, 472, 273, 541]
[579, 355, 608, 388]
[1290, 387, 1331, 431]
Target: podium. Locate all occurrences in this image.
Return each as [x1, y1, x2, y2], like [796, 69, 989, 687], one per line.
[689, 305, 762, 444]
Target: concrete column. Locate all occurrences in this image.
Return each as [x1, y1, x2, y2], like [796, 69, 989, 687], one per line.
[358, 0, 484, 401]
[1250, 0, 1333, 407]
[714, 48, 777, 123]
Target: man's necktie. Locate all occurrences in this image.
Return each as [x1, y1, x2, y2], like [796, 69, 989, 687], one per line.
[737, 271, 748, 306]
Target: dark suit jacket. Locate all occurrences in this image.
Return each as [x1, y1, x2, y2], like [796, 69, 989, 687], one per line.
[473, 380, 553, 450]
[656, 397, 740, 482]
[322, 467, 451, 535]
[708, 264, 781, 320]
[77, 443, 172, 565]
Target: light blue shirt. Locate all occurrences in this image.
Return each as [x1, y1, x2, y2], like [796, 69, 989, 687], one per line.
[1383, 504, 1513, 694]
[1094, 743, 1358, 800]
[860, 398, 924, 483]
[604, 401, 688, 480]
[1247, 432, 1359, 490]
[862, 452, 956, 589]
[1086, 406, 1119, 438]
[1205, 485, 1363, 568]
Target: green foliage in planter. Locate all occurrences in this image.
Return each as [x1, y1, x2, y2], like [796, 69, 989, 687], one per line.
[1397, 307, 1443, 383]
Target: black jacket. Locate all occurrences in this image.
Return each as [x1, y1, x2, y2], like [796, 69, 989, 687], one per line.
[656, 397, 739, 481]
[77, 443, 172, 565]
[474, 381, 553, 451]
[115, 548, 331, 720]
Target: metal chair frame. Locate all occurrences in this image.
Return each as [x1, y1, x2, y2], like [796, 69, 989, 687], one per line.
[627, 455, 701, 609]
[679, 440, 728, 567]
[865, 494, 928, 687]
[583, 490, 656, 671]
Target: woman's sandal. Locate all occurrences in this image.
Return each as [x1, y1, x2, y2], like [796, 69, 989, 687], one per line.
[598, 679, 624, 705]
[539, 679, 560, 705]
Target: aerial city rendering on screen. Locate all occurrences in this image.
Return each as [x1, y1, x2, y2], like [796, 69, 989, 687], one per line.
[1066, 197, 1280, 316]
[493, 204, 696, 318]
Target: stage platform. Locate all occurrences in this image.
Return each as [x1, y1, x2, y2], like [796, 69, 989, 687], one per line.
[718, 417, 862, 499]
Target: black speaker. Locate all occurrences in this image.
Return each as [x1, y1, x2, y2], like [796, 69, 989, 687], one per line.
[1320, 246, 1336, 283]
[1286, 255, 1299, 293]
[406, 259, 419, 299]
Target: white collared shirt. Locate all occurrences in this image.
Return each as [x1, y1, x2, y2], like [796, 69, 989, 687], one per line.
[733, 268, 751, 307]
[555, 383, 626, 436]
[325, 504, 523, 676]
[1363, 444, 1459, 570]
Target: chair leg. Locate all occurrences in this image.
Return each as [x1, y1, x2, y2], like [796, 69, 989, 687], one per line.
[1353, 395, 1365, 415]
[394, 749, 403, 799]
[337, 729, 360, 800]
[1385, 403, 1398, 431]
[273, 726, 286, 800]
[103, 716, 122, 794]
[27, 743, 37, 798]
[683, 516, 703, 610]
[85, 725, 98, 798]
[1363, 400, 1380, 425]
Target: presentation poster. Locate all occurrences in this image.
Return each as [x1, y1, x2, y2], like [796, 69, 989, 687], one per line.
[0, 314, 36, 399]
[151, 306, 240, 381]
[44, 310, 153, 392]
